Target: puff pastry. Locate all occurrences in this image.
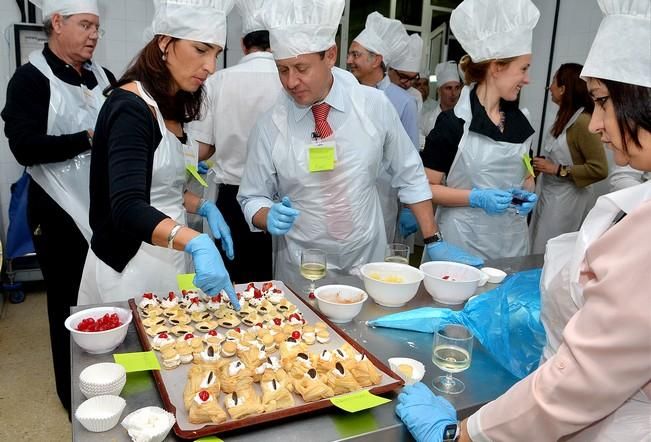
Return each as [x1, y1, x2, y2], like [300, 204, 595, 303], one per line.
[326, 362, 361, 395]
[294, 368, 335, 402]
[184, 368, 220, 410]
[261, 377, 295, 412]
[188, 390, 228, 424]
[219, 360, 254, 394]
[349, 354, 382, 387]
[224, 388, 263, 420]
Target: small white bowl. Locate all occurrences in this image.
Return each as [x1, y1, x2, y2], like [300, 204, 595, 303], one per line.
[481, 267, 507, 284]
[79, 363, 127, 398]
[388, 357, 425, 385]
[75, 395, 126, 432]
[65, 307, 132, 354]
[121, 406, 176, 442]
[314, 285, 367, 323]
[360, 262, 424, 307]
[420, 261, 488, 305]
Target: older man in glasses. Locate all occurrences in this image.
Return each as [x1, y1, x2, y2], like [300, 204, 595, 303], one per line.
[388, 33, 425, 117]
[1, 0, 114, 416]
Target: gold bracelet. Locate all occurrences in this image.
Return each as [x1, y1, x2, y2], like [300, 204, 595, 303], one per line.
[167, 224, 183, 249]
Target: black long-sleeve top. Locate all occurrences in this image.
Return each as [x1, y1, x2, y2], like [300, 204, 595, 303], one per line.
[1, 44, 116, 166]
[89, 88, 169, 272]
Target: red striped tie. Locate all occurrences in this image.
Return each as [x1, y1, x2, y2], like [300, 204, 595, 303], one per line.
[311, 102, 333, 138]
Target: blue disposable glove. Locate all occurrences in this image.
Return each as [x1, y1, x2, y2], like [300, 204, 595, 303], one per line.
[197, 160, 209, 175]
[396, 382, 457, 442]
[267, 196, 300, 236]
[509, 188, 538, 216]
[197, 199, 234, 260]
[185, 234, 239, 310]
[469, 188, 513, 214]
[427, 241, 484, 268]
[399, 208, 419, 237]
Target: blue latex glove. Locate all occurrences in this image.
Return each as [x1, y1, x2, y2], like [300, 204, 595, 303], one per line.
[185, 234, 239, 310]
[509, 188, 538, 216]
[427, 241, 484, 268]
[197, 200, 234, 260]
[469, 188, 513, 214]
[399, 208, 419, 237]
[197, 160, 209, 175]
[267, 196, 300, 236]
[396, 383, 457, 442]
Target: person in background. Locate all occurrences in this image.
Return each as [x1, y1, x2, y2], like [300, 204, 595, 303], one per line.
[346, 11, 419, 244]
[389, 33, 425, 114]
[529, 63, 608, 254]
[1, 0, 113, 415]
[238, 0, 483, 290]
[420, 0, 539, 261]
[396, 1, 651, 441]
[77, 0, 240, 309]
[609, 164, 649, 191]
[420, 61, 462, 147]
[415, 76, 431, 104]
[191, 0, 282, 284]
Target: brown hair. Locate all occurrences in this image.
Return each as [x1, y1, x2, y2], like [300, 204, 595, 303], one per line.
[459, 54, 519, 86]
[599, 78, 651, 152]
[550, 63, 594, 138]
[109, 37, 203, 123]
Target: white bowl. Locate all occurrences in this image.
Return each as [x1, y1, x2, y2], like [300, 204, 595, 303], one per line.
[314, 285, 367, 323]
[481, 267, 507, 284]
[388, 357, 426, 385]
[65, 307, 132, 354]
[360, 262, 424, 307]
[420, 261, 489, 305]
[75, 395, 126, 432]
[79, 363, 127, 398]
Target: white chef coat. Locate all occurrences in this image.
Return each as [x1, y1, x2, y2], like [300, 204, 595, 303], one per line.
[407, 86, 423, 113]
[238, 67, 431, 287]
[419, 98, 442, 150]
[609, 164, 650, 191]
[190, 51, 283, 186]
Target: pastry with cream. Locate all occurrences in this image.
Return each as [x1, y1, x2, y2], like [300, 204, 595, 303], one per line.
[152, 331, 176, 350]
[138, 293, 160, 310]
[160, 345, 180, 370]
[261, 376, 295, 412]
[188, 390, 228, 424]
[315, 349, 336, 375]
[184, 368, 220, 410]
[224, 388, 263, 420]
[326, 361, 362, 395]
[219, 360, 254, 394]
[293, 368, 335, 402]
[349, 353, 382, 387]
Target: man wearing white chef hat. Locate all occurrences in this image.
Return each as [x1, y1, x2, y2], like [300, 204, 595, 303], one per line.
[1, 0, 113, 415]
[237, 0, 483, 290]
[419, 61, 462, 143]
[389, 33, 425, 113]
[191, 0, 282, 283]
[397, 1, 651, 441]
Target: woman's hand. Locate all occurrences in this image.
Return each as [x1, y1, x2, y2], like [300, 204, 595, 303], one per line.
[396, 382, 457, 442]
[532, 156, 559, 175]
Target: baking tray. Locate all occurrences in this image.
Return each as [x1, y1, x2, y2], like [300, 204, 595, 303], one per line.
[128, 280, 403, 440]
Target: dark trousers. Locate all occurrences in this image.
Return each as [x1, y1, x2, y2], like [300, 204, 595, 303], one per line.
[27, 181, 88, 415]
[216, 184, 272, 284]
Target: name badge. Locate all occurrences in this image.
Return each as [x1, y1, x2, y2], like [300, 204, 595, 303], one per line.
[308, 141, 337, 173]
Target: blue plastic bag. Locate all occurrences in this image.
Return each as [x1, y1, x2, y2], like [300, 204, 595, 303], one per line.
[367, 268, 546, 379]
[6, 170, 35, 259]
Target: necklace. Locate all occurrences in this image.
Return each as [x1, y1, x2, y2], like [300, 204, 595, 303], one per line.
[497, 110, 506, 133]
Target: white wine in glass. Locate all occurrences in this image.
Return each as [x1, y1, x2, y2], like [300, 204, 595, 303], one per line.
[300, 249, 327, 294]
[385, 243, 410, 264]
[432, 324, 473, 394]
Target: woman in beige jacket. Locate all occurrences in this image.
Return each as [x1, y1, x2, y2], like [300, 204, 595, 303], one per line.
[396, 1, 651, 441]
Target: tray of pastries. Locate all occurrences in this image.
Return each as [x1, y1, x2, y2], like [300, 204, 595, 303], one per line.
[129, 280, 403, 440]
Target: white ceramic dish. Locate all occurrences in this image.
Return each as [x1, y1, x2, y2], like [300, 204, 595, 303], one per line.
[314, 285, 367, 323]
[419, 261, 488, 305]
[359, 262, 424, 307]
[79, 363, 127, 398]
[481, 267, 507, 284]
[388, 357, 426, 385]
[65, 306, 132, 354]
[75, 395, 126, 432]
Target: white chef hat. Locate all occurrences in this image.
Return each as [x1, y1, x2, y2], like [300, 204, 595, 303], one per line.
[581, 0, 651, 88]
[353, 12, 408, 67]
[32, 0, 99, 19]
[390, 33, 423, 72]
[151, 0, 235, 47]
[435, 61, 461, 86]
[262, 0, 345, 60]
[236, 0, 266, 36]
[450, 0, 539, 62]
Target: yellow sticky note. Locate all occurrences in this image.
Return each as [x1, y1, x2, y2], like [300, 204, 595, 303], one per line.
[114, 351, 160, 372]
[308, 146, 335, 172]
[330, 390, 391, 413]
[522, 154, 535, 177]
[186, 164, 208, 187]
[177, 273, 198, 291]
[194, 437, 224, 442]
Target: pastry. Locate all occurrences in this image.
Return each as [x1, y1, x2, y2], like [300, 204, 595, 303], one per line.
[253, 356, 288, 383]
[315, 349, 336, 375]
[188, 390, 228, 424]
[138, 293, 160, 310]
[160, 345, 180, 370]
[236, 303, 256, 318]
[160, 292, 179, 310]
[167, 313, 191, 327]
[170, 324, 195, 337]
[195, 344, 227, 369]
[275, 298, 294, 313]
[175, 340, 194, 364]
[261, 376, 295, 412]
[314, 321, 328, 332]
[206, 294, 223, 312]
[294, 368, 334, 402]
[152, 331, 175, 350]
[194, 320, 218, 333]
[203, 329, 225, 346]
[142, 316, 166, 329]
[279, 337, 308, 365]
[145, 324, 170, 337]
[350, 353, 382, 387]
[326, 361, 361, 395]
[185, 296, 207, 313]
[266, 287, 285, 305]
[224, 388, 263, 420]
[220, 340, 237, 358]
[287, 351, 314, 379]
[161, 306, 180, 318]
[218, 315, 241, 329]
[238, 343, 267, 368]
[219, 360, 254, 394]
[190, 311, 212, 323]
[184, 368, 220, 409]
[284, 312, 304, 328]
[241, 313, 260, 328]
[316, 329, 331, 344]
[259, 333, 276, 353]
[301, 325, 316, 345]
[139, 306, 162, 318]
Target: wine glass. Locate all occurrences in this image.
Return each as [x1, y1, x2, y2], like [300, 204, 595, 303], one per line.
[385, 243, 410, 264]
[431, 324, 473, 394]
[300, 249, 327, 295]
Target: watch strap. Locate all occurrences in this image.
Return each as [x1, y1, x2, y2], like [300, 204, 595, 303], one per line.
[423, 231, 443, 244]
[443, 422, 460, 442]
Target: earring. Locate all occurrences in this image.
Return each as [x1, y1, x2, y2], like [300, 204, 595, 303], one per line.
[162, 53, 167, 61]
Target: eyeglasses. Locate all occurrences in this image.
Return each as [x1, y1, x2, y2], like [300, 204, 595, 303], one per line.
[74, 20, 105, 39]
[391, 68, 420, 83]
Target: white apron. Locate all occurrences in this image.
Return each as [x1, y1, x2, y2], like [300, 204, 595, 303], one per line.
[540, 180, 651, 441]
[530, 109, 594, 254]
[270, 76, 386, 290]
[78, 82, 189, 304]
[27, 50, 110, 242]
[436, 85, 531, 260]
